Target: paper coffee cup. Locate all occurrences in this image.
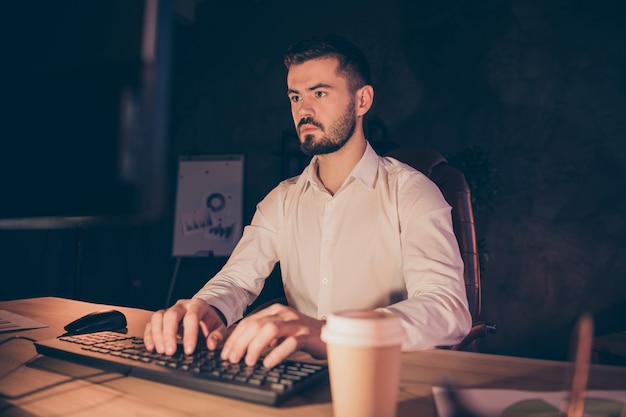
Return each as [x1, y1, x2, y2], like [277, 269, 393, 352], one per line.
[321, 310, 406, 417]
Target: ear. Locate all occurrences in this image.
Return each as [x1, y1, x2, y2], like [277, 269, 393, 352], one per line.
[355, 85, 374, 116]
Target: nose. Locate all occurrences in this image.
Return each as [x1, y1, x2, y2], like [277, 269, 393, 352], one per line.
[296, 97, 314, 119]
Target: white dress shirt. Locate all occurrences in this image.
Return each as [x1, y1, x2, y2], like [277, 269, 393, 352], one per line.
[194, 142, 472, 350]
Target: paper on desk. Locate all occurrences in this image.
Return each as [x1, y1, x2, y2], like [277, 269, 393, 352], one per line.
[433, 386, 626, 417]
[0, 310, 48, 333]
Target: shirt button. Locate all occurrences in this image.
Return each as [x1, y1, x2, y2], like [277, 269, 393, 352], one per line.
[322, 277, 328, 284]
[321, 315, 327, 320]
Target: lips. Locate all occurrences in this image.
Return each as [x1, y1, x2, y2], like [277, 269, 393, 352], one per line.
[299, 124, 318, 134]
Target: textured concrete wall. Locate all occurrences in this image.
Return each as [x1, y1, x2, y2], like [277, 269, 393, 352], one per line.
[2, 0, 625, 361]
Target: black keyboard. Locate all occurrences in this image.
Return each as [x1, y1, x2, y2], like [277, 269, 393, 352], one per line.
[34, 331, 328, 406]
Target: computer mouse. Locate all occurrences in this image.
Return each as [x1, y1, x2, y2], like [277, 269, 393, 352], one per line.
[64, 309, 127, 335]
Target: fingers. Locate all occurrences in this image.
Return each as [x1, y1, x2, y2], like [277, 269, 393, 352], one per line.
[183, 301, 226, 354]
[144, 300, 323, 369]
[262, 334, 299, 369]
[221, 304, 313, 367]
[144, 303, 186, 355]
[160, 302, 188, 355]
[205, 325, 226, 351]
[204, 306, 228, 350]
[220, 305, 282, 363]
[181, 307, 200, 355]
[228, 320, 283, 366]
[143, 313, 160, 351]
[143, 299, 224, 356]
[144, 308, 172, 354]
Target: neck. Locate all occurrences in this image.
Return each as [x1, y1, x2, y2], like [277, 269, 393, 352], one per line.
[316, 133, 367, 195]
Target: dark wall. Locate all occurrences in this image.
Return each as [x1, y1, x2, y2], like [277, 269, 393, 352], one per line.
[2, 0, 625, 361]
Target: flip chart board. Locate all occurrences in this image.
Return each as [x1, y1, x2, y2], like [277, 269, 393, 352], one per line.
[172, 155, 244, 257]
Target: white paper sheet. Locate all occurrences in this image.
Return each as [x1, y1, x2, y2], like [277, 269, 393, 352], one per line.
[433, 386, 626, 417]
[0, 310, 48, 333]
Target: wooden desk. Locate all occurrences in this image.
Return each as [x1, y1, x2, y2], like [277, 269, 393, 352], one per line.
[2, 297, 626, 417]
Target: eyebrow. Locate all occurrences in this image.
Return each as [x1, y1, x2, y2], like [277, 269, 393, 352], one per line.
[287, 83, 334, 95]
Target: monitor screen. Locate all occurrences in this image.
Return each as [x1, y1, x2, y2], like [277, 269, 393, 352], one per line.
[1, 0, 171, 228]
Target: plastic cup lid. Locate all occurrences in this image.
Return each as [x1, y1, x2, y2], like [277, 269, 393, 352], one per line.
[321, 310, 406, 347]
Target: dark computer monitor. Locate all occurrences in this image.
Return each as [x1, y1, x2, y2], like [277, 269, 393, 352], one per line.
[1, 0, 172, 228]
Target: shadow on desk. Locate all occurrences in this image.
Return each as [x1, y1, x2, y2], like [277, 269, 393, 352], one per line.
[23, 355, 332, 409]
[0, 399, 38, 417]
[5, 356, 129, 400]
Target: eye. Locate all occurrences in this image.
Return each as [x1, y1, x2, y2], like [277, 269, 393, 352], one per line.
[315, 91, 327, 98]
[289, 95, 301, 103]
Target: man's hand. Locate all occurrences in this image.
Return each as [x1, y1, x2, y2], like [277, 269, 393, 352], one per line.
[144, 298, 226, 356]
[220, 303, 327, 368]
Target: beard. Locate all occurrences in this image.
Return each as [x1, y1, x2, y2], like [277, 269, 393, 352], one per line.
[299, 100, 357, 157]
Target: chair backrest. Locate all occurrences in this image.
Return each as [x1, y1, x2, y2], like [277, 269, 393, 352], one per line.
[385, 147, 481, 322]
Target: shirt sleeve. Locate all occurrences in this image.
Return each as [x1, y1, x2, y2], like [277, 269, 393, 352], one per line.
[378, 172, 472, 350]
[192, 184, 284, 326]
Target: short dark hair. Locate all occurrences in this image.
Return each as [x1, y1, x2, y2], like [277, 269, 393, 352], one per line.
[284, 35, 372, 93]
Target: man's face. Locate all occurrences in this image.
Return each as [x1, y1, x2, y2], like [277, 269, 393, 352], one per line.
[287, 57, 357, 156]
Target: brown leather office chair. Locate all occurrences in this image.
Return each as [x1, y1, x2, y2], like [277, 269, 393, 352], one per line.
[385, 147, 496, 352]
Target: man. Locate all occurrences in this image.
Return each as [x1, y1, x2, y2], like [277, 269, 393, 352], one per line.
[144, 35, 471, 368]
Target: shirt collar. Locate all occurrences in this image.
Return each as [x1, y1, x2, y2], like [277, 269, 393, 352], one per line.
[350, 141, 379, 189]
[304, 140, 379, 191]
